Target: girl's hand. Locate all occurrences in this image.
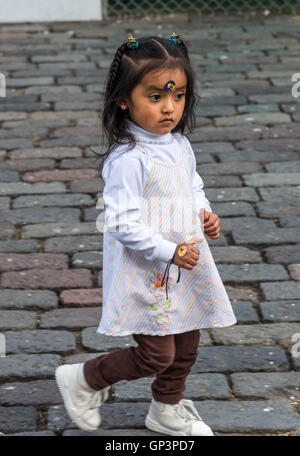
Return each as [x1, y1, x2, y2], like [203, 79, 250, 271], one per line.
[200, 208, 221, 239]
[172, 237, 202, 270]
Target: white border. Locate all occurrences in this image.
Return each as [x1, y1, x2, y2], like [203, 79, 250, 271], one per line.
[0, 0, 102, 23]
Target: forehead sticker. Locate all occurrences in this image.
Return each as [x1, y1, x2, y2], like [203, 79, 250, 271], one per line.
[164, 80, 176, 92]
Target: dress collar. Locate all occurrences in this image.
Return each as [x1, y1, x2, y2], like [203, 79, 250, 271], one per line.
[127, 119, 174, 145]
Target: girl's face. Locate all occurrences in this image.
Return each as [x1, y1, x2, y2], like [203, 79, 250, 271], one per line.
[122, 67, 187, 135]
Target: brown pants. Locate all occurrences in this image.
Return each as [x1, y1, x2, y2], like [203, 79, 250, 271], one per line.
[83, 329, 200, 405]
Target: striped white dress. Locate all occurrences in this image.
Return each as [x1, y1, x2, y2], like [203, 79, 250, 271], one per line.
[97, 120, 237, 336]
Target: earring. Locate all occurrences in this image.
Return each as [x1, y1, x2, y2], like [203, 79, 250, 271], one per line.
[120, 104, 127, 110]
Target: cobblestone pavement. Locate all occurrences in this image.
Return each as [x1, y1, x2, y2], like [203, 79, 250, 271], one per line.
[0, 13, 300, 436]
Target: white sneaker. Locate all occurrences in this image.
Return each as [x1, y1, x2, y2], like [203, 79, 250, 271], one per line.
[145, 398, 214, 436]
[55, 363, 111, 432]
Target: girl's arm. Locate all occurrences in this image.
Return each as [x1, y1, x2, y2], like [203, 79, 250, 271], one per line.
[102, 153, 177, 263]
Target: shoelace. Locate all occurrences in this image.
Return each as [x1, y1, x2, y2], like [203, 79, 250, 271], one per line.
[172, 399, 203, 423]
[86, 387, 110, 409]
[161, 258, 181, 300]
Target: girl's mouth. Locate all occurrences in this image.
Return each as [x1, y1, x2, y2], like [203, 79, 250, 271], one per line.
[160, 119, 174, 125]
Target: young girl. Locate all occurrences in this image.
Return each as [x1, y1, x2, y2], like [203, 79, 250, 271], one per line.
[55, 32, 237, 436]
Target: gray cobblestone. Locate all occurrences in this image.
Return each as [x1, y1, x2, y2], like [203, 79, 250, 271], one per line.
[0, 289, 57, 310]
[211, 323, 300, 346]
[4, 330, 75, 354]
[13, 194, 93, 208]
[0, 406, 37, 434]
[0, 310, 37, 330]
[0, 354, 61, 380]
[231, 372, 300, 399]
[0, 380, 61, 405]
[192, 346, 288, 372]
[259, 301, 300, 322]
[217, 264, 289, 282]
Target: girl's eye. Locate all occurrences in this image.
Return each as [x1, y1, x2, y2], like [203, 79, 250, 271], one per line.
[150, 93, 185, 101]
[149, 95, 160, 101]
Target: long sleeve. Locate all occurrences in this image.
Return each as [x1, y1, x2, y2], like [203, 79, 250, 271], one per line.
[103, 153, 177, 263]
[183, 137, 212, 214]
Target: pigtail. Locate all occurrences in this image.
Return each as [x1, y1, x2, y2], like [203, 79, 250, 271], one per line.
[104, 43, 128, 102]
[168, 32, 190, 63]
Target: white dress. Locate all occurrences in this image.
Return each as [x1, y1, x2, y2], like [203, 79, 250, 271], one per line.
[97, 119, 237, 336]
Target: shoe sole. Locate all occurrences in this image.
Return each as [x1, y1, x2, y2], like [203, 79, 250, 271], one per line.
[55, 365, 100, 432]
[145, 415, 187, 436]
[145, 414, 214, 436]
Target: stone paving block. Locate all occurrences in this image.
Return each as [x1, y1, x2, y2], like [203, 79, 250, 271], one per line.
[0, 199, 10, 210]
[279, 216, 300, 228]
[260, 282, 300, 301]
[22, 169, 98, 183]
[259, 301, 300, 322]
[62, 429, 163, 436]
[259, 186, 300, 203]
[207, 202, 256, 217]
[0, 289, 57, 310]
[197, 162, 263, 175]
[40, 307, 101, 329]
[10, 147, 82, 160]
[206, 187, 259, 202]
[0, 310, 37, 330]
[211, 323, 300, 347]
[0, 207, 80, 225]
[1, 268, 92, 289]
[3, 431, 56, 436]
[72, 251, 102, 269]
[288, 264, 300, 280]
[44, 235, 102, 253]
[13, 193, 93, 208]
[0, 170, 19, 182]
[218, 150, 298, 163]
[0, 380, 61, 406]
[70, 178, 103, 193]
[0, 158, 55, 172]
[231, 301, 259, 323]
[200, 175, 241, 187]
[0, 253, 68, 271]
[0, 222, 15, 239]
[232, 228, 300, 245]
[0, 182, 66, 196]
[187, 125, 266, 143]
[112, 373, 230, 402]
[0, 406, 37, 434]
[0, 240, 39, 253]
[265, 161, 300, 173]
[192, 141, 235, 154]
[81, 328, 136, 352]
[4, 330, 75, 354]
[256, 201, 300, 218]
[230, 372, 300, 399]
[60, 288, 102, 307]
[192, 346, 288, 372]
[217, 264, 288, 282]
[243, 173, 300, 187]
[215, 112, 291, 126]
[209, 246, 261, 264]
[219, 217, 276, 234]
[22, 222, 97, 239]
[0, 354, 61, 380]
[190, 400, 300, 433]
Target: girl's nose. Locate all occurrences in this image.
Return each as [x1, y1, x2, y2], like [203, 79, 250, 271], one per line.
[162, 97, 175, 113]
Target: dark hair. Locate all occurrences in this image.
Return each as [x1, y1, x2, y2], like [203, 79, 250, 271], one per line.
[90, 35, 197, 176]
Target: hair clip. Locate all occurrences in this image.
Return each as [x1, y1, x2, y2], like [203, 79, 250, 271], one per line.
[169, 32, 182, 45]
[127, 33, 139, 49]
